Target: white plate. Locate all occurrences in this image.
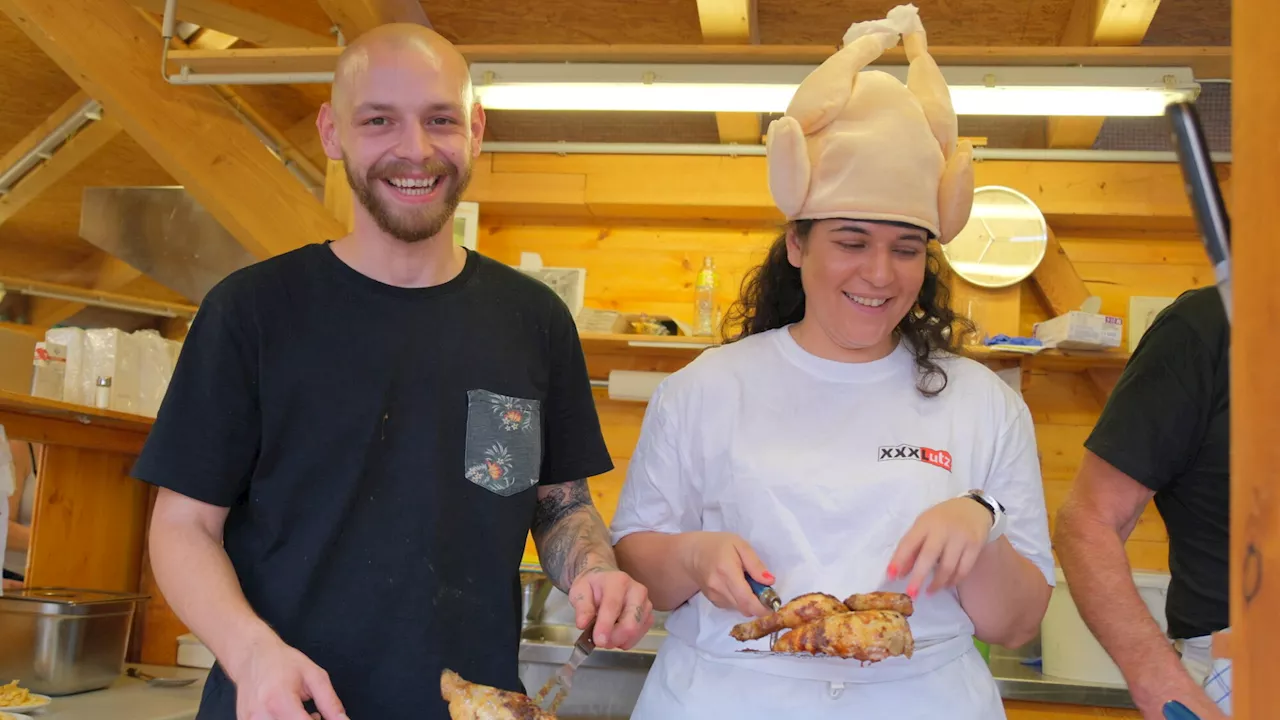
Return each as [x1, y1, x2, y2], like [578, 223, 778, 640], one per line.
[0, 712, 32, 719]
[0, 692, 51, 713]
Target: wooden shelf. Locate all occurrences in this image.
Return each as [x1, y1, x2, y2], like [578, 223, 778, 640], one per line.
[0, 389, 153, 454]
[964, 346, 1131, 371]
[579, 331, 717, 356]
[579, 333, 1130, 381]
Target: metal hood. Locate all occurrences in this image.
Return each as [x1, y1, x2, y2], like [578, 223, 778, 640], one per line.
[78, 186, 264, 303]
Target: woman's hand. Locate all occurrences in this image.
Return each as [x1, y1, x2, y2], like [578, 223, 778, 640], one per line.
[888, 497, 994, 598]
[679, 531, 775, 618]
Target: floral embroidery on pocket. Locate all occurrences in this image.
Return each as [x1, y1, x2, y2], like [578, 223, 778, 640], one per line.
[489, 393, 535, 432]
[464, 390, 542, 497]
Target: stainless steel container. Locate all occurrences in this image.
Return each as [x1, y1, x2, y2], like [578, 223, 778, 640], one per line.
[0, 587, 148, 696]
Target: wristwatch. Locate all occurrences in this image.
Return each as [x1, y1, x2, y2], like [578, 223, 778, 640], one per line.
[960, 489, 1007, 543]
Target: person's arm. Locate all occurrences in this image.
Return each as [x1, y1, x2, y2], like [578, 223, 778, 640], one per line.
[610, 379, 774, 619]
[531, 480, 616, 591]
[5, 521, 29, 553]
[956, 536, 1052, 647]
[614, 531, 700, 611]
[963, 401, 1053, 647]
[533, 296, 651, 649]
[609, 378, 701, 610]
[1056, 452, 1219, 717]
[148, 489, 275, 678]
[6, 444, 29, 552]
[895, 396, 1053, 648]
[131, 280, 346, 720]
[1055, 306, 1225, 720]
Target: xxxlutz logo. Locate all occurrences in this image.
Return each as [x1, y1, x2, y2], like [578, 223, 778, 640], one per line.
[877, 444, 953, 472]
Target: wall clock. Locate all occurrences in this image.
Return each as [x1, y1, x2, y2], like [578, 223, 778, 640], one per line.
[942, 186, 1049, 288]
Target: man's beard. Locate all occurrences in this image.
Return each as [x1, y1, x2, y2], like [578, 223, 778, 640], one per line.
[345, 155, 472, 244]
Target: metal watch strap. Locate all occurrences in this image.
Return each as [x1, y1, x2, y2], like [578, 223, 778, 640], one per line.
[961, 489, 1007, 543]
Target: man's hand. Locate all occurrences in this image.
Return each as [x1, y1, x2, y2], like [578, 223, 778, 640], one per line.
[1, 579, 22, 591]
[566, 566, 654, 649]
[227, 635, 349, 720]
[889, 497, 993, 598]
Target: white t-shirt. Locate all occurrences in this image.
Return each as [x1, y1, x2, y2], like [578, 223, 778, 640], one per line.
[611, 326, 1055, 685]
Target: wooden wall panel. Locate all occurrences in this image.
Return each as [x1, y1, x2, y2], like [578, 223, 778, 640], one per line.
[506, 221, 1206, 574]
[24, 446, 149, 591]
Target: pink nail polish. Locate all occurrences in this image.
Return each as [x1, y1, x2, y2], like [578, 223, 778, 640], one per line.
[887, 564, 898, 579]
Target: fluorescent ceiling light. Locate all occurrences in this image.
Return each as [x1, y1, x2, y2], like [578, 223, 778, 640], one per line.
[471, 63, 1199, 118]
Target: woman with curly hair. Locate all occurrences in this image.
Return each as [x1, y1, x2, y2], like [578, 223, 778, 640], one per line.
[608, 6, 1055, 718]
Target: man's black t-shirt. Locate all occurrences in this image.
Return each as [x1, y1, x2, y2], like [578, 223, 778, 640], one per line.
[1084, 286, 1229, 639]
[132, 243, 613, 719]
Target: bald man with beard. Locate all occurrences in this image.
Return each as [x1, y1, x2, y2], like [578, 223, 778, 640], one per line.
[135, 24, 653, 720]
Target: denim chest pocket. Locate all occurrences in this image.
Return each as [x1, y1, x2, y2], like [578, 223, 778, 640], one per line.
[463, 389, 543, 497]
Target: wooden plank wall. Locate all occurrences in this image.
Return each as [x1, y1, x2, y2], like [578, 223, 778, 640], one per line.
[492, 220, 1215, 572]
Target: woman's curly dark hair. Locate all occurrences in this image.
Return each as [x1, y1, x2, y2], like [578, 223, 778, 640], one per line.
[721, 219, 976, 397]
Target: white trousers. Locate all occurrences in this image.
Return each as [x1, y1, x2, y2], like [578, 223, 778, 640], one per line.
[1177, 635, 1232, 715]
[629, 634, 1006, 720]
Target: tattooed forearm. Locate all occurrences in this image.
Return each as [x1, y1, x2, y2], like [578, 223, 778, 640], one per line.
[531, 480, 617, 591]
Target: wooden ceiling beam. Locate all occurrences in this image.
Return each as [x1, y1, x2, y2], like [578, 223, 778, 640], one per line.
[163, 44, 1232, 79]
[132, 9, 325, 189]
[695, 0, 761, 145]
[0, 0, 347, 260]
[463, 153, 1231, 230]
[127, 0, 332, 47]
[0, 94, 122, 226]
[315, 0, 431, 41]
[1047, 0, 1163, 149]
[1031, 228, 1092, 317]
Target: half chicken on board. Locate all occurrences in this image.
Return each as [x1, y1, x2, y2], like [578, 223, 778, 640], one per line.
[441, 669, 558, 720]
[730, 591, 916, 664]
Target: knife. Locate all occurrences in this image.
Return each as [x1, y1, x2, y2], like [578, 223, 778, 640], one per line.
[532, 618, 597, 712]
[745, 572, 782, 612]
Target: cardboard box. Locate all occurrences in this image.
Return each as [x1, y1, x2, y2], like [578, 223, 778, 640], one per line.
[1033, 311, 1123, 351]
[0, 325, 37, 395]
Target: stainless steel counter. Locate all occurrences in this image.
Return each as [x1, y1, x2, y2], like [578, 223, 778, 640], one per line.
[11, 664, 208, 720]
[988, 649, 1135, 709]
[518, 624, 1136, 717]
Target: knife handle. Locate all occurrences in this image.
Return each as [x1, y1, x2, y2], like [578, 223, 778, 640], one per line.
[1162, 701, 1203, 720]
[576, 617, 597, 653]
[744, 572, 781, 610]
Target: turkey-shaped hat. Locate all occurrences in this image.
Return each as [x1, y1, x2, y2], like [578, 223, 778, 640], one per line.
[766, 4, 974, 243]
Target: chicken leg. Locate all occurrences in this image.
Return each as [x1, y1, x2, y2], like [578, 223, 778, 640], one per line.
[843, 591, 914, 616]
[441, 669, 557, 720]
[729, 592, 848, 641]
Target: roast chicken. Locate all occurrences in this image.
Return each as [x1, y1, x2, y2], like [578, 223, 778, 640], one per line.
[729, 592, 848, 641]
[772, 609, 915, 662]
[441, 669, 557, 720]
[729, 590, 915, 664]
